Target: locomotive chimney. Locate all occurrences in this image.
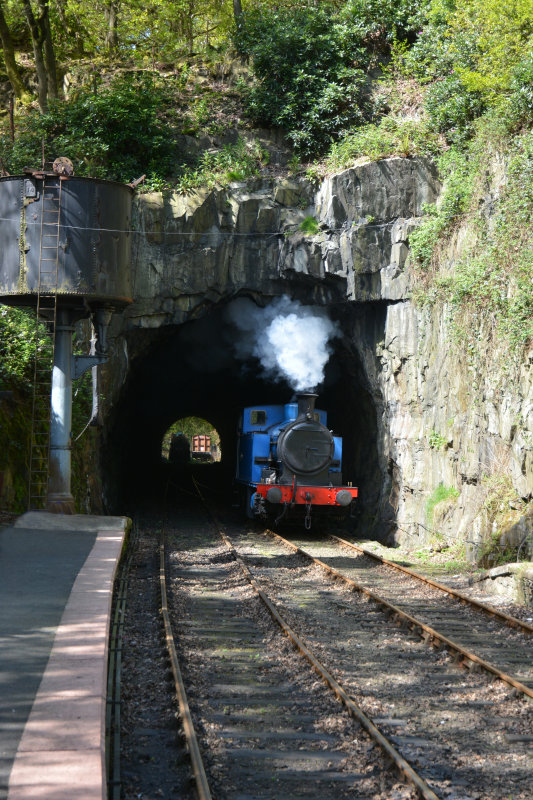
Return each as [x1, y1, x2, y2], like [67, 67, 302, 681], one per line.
[296, 393, 318, 419]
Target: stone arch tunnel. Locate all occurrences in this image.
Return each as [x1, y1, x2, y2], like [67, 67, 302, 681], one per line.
[99, 157, 441, 537]
[102, 297, 387, 530]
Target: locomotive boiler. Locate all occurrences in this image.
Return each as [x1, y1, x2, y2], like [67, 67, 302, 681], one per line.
[235, 393, 357, 529]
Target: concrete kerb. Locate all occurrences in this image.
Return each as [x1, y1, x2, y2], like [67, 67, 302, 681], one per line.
[13, 512, 128, 533]
[7, 513, 130, 800]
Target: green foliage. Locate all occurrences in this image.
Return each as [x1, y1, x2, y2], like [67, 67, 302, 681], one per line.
[409, 148, 474, 269]
[0, 73, 182, 183]
[449, 130, 533, 351]
[174, 138, 267, 193]
[298, 216, 320, 235]
[476, 475, 530, 567]
[401, 0, 533, 142]
[172, 416, 219, 441]
[50, 0, 234, 63]
[412, 120, 533, 358]
[424, 75, 485, 145]
[401, 16, 451, 82]
[446, 0, 533, 101]
[161, 416, 220, 459]
[428, 430, 447, 450]
[0, 306, 47, 390]
[234, 3, 373, 156]
[0, 306, 50, 511]
[425, 483, 459, 525]
[506, 49, 533, 129]
[0, 306, 98, 512]
[321, 116, 441, 172]
[340, 0, 429, 48]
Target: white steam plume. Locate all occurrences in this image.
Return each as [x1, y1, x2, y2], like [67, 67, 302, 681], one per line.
[226, 296, 339, 391]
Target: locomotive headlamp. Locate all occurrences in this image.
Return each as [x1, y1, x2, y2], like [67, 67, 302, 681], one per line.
[335, 490, 353, 506]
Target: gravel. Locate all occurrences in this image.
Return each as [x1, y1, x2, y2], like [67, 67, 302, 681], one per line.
[117, 509, 533, 800]
[164, 507, 417, 799]
[225, 521, 533, 800]
[120, 521, 195, 800]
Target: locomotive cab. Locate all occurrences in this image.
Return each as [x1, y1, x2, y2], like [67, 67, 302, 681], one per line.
[235, 393, 357, 528]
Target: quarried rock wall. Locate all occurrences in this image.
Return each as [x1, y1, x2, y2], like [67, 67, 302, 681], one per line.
[376, 300, 532, 558]
[102, 154, 532, 558]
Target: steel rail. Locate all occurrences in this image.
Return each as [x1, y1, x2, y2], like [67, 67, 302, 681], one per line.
[267, 529, 533, 700]
[218, 527, 440, 800]
[159, 534, 213, 800]
[330, 535, 533, 634]
[189, 487, 440, 800]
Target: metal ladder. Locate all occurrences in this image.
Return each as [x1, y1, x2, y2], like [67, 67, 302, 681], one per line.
[27, 175, 62, 510]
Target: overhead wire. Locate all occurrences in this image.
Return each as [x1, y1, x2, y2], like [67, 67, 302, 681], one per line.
[0, 207, 481, 238]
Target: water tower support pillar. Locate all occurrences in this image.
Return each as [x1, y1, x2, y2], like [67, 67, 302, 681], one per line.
[47, 308, 76, 513]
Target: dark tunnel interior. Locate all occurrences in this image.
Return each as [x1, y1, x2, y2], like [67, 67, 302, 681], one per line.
[103, 300, 384, 529]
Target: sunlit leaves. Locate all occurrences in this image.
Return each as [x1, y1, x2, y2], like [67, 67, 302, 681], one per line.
[235, 2, 371, 156]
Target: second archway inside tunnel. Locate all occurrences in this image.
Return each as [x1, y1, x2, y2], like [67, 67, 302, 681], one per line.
[103, 298, 385, 533]
[162, 418, 221, 464]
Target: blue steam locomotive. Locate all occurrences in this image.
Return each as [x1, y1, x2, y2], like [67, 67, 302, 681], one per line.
[235, 393, 357, 529]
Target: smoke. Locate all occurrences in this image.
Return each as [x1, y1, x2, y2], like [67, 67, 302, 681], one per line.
[226, 296, 339, 392]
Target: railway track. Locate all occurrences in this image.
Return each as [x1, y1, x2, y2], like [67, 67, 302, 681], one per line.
[215, 517, 533, 800]
[280, 531, 533, 695]
[162, 505, 425, 799]
[119, 519, 196, 800]
[118, 504, 533, 800]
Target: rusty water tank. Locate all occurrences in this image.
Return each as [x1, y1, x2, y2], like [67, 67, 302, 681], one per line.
[0, 173, 133, 312]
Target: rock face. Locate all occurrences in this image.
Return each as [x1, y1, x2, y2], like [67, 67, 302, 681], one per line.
[373, 299, 533, 559]
[102, 155, 532, 560]
[127, 158, 440, 327]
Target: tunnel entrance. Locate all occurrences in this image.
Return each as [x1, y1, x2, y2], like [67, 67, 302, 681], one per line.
[162, 418, 221, 463]
[103, 298, 384, 532]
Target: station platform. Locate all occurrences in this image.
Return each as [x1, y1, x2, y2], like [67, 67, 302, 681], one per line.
[0, 512, 129, 800]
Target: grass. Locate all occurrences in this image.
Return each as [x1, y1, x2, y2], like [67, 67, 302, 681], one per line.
[298, 216, 320, 235]
[171, 138, 269, 194]
[361, 537, 470, 576]
[397, 544, 471, 577]
[411, 122, 533, 366]
[425, 483, 459, 527]
[312, 114, 442, 178]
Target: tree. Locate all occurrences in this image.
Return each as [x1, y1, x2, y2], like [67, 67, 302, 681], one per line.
[233, 0, 242, 26]
[104, 0, 119, 53]
[0, 1, 30, 100]
[234, 2, 372, 156]
[21, 0, 59, 112]
[448, 0, 533, 101]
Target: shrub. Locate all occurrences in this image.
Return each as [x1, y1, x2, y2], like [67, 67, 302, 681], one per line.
[234, 3, 372, 157]
[412, 121, 533, 358]
[0, 307, 47, 390]
[447, 0, 533, 101]
[341, 0, 429, 49]
[409, 148, 474, 269]
[506, 49, 533, 129]
[322, 115, 441, 172]
[424, 74, 485, 145]
[174, 138, 267, 193]
[428, 430, 447, 450]
[299, 216, 320, 235]
[0, 73, 181, 183]
[402, 22, 452, 82]
[448, 131, 533, 350]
